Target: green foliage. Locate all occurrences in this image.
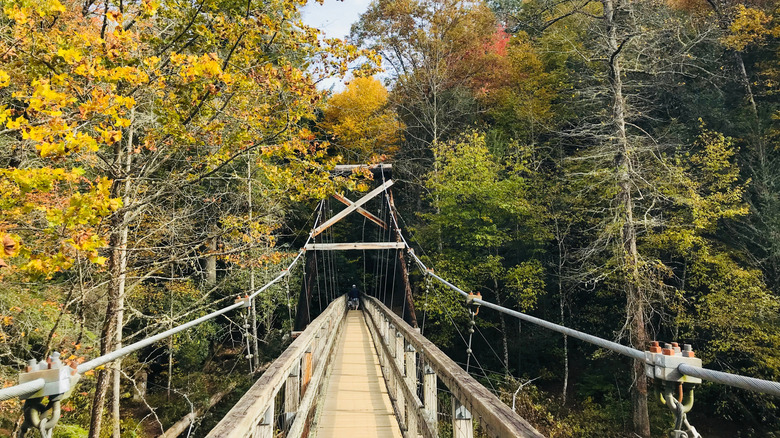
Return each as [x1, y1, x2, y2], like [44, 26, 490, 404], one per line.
[52, 424, 88, 438]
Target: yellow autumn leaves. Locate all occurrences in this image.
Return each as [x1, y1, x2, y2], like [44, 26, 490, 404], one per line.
[321, 77, 403, 163]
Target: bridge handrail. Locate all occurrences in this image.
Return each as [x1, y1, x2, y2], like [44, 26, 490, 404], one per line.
[206, 295, 347, 438]
[363, 295, 543, 438]
[363, 298, 436, 438]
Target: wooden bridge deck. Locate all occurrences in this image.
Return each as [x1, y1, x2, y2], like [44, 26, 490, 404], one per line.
[314, 310, 403, 438]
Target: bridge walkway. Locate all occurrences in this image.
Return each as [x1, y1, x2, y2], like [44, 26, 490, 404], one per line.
[314, 310, 403, 438]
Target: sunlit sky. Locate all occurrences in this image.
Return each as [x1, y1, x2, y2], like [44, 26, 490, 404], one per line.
[301, 0, 374, 91]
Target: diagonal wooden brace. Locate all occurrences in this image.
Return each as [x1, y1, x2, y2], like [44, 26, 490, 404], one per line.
[312, 179, 394, 237]
[332, 192, 388, 229]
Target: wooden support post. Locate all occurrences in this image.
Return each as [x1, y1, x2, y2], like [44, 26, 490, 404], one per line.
[388, 190, 418, 327]
[395, 331, 406, 427]
[284, 363, 300, 427]
[405, 343, 418, 436]
[423, 364, 437, 423]
[304, 242, 405, 250]
[452, 400, 474, 438]
[256, 399, 274, 438]
[379, 316, 387, 381]
[387, 324, 396, 400]
[404, 343, 416, 391]
[301, 349, 312, 395]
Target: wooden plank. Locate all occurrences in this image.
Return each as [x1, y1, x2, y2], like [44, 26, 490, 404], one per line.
[312, 180, 394, 238]
[305, 242, 405, 251]
[332, 164, 393, 174]
[315, 312, 403, 438]
[364, 296, 544, 438]
[333, 192, 388, 229]
[364, 306, 437, 438]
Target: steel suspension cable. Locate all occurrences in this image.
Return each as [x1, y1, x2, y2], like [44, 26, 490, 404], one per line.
[402, 239, 780, 397]
[374, 182, 780, 397]
[315, 246, 323, 314]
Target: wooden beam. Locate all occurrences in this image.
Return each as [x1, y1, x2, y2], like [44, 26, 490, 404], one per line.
[312, 179, 394, 237]
[304, 242, 405, 251]
[332, 163, 392, 174]
[332, 192, 387, 229]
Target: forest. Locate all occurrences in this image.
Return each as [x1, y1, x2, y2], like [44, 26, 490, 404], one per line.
[1, 0, 780, 437]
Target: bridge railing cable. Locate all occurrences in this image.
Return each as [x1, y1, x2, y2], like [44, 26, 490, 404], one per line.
[0, 206, 324, 403]
[394, 215, 780, 397]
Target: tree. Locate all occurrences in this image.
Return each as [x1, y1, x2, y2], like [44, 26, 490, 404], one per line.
[0, 0, 376, 436]
[352, 0, 500, 183]
[320, 76, 404, 163]
[506, 0, 760, 434]
[419, 132, 547, 375]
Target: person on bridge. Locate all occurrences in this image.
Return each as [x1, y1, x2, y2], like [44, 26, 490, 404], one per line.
[348, 284, 360, 310]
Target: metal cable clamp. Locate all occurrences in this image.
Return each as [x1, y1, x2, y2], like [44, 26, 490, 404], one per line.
[646, 341, 702, 438]
[18, 352, 80, 438]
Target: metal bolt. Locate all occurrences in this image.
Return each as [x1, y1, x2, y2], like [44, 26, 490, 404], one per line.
[50, 352, 61, 368]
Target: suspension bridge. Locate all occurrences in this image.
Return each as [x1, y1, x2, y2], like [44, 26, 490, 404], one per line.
[3, 164, 780, 438]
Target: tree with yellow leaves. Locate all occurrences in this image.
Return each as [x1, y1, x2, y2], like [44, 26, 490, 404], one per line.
[321, 77, 404, 163]
[0, 0, 378, 436]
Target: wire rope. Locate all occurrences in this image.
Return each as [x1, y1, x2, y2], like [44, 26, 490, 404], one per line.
[315, 244, 323, 314]
[441, 304, 498, 394]
[475, 323, 510, 374]
[362, 215, 368, 295]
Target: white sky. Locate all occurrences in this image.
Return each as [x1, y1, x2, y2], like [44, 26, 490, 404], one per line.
[301, 0, 374, 91]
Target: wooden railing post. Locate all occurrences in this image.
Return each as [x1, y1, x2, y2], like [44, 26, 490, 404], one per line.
[284, 362, 300, 427]
[256, 399, 274, 438]
[302, 348, 312, 395]
[405, 343, 417, 436]
[423, 363, 437, 423]
[387, 324, 397, 400]
[395, 331, 406, 428]
[452, 400, 473, 438]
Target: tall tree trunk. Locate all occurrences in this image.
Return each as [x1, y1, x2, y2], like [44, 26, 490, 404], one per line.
[556, 220, 569, 404]
[112, 110, 134, 438]
[89, 113, 134, 438]
[494, 278, 510, 377]
[604, 1, 650, 435]
[205, 234, 217, 286]
[248, 156, 260, 371]
[734, 51, 759, 124]
[88, 217, 123, 438]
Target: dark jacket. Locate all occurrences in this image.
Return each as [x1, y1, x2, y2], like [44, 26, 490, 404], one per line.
[348, 286, 360, 300]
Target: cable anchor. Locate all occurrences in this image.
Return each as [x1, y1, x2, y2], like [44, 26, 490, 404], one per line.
[645, 341, 702, 438]
[18, 352, 80, 438]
